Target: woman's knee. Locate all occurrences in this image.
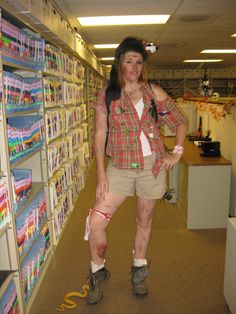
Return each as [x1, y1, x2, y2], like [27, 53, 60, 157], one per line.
[89, 208, 112, 234]
[136, 213, 153, 229]
[136, 199, 155, 229]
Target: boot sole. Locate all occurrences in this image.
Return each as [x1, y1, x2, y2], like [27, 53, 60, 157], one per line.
[134, 290, 148, 296]
[133, 283, 148, 296]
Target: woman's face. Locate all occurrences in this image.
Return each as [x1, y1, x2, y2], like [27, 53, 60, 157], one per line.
[121, 51, 144, 83]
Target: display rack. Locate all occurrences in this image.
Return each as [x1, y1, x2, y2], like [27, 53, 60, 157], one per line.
[41, 46, 91, 246]
[0, 9, 51, 312]
[0, 6, 103, 313]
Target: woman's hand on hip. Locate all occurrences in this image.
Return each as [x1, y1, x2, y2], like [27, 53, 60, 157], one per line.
[162, 153, 182, 171]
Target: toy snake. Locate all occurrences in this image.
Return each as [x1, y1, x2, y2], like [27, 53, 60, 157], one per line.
[56, 284, 89, 311]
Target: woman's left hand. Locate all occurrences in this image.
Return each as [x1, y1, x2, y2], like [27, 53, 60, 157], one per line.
[162, 153, 182, 171]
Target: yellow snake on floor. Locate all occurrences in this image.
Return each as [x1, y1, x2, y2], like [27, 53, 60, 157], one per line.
[56, 284, 89, 311]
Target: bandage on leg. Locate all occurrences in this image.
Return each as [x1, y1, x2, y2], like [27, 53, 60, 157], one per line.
[84, 208, 112, 241]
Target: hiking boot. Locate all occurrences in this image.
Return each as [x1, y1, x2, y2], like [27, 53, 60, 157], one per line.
[131, 265, 149, 296]
[87, 267, 110, 304]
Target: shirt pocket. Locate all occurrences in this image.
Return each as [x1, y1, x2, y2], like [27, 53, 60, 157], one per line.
[109, 126, 138, 150]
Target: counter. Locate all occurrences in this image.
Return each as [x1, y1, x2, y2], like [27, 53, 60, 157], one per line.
[164, 137, 231, 229]
[164, 137, 231, 166]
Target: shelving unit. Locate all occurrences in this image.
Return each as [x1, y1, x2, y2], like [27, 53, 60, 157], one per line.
[211, 78, 236, 97]
[0, 4, 104, 313]
[0, 9, 50, 311]
[41, 47, 91, 246]
[148, 69, 236, 98]
[160, 79, 185, 98]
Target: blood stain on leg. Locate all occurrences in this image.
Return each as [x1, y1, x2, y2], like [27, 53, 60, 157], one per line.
[97, 243, 107, 258]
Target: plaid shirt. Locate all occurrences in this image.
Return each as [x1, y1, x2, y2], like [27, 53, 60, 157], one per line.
[94, 82, 188, 176]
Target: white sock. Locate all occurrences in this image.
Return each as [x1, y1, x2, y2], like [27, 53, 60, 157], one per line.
[91, 261, 105, 273]
[133, 258, 147, 267]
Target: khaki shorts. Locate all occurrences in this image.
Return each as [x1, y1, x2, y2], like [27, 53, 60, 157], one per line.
[106, 155, 166, 199]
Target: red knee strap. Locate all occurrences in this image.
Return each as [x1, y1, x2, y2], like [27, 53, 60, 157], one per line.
[84, 208, 112, 241]
[91, 208, 112, 221]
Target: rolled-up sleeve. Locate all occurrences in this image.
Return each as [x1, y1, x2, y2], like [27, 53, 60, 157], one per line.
[158, 97, 189, 131]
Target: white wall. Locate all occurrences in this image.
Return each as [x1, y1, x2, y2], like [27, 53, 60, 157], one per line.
[196, 106, 236, 216]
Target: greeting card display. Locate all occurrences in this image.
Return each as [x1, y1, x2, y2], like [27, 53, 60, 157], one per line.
[53, 193, 70, 243]
[45, 109, 64, 143]
[3, 71, 42, 114]
[47, 140, 67, 178]
[7, 115, 44, 163]
[0, 182, 10, 228]
[15, 190, 47, 259]
[1, 18, 44, 70]
[20, 225, 50, 302]
[49, 169, 67, 209]
[44, 77, 63, 108]
[44, 44, 62, 76]
[0, 279, 20, 314]
[11, 169, 32, 214]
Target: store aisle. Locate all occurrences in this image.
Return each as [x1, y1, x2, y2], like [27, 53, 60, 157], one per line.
[30, 162, 230, 314]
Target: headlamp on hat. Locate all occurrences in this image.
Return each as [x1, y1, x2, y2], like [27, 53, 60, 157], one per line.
[145, 42, 158, 53]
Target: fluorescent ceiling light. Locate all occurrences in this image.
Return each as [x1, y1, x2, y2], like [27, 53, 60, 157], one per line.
[77, 15, 170, 26]
[183, 59, 223, 63]
[231, 33, 236, 37]
[101, 57, 115, 61]
[94, 44, 119, 49]
[201, 49, 236, 53]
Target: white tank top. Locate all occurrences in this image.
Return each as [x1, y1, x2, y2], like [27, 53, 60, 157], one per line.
[134, 98, 152, 156]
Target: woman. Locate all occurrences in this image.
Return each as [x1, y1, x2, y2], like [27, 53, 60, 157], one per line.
[84, 37, 188, 304]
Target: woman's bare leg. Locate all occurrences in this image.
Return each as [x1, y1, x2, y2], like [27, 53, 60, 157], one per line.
[89, 192, 127, 265]
[134, 197, 156, 259]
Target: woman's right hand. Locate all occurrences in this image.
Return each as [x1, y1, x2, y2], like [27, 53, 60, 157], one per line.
[96, 173, 109, 201]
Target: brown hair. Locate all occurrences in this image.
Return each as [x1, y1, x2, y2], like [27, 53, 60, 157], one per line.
[105, 37, 148, 111]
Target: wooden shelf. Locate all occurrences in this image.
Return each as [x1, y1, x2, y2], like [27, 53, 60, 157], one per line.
[6, 109, 40, 118]
[42, 71, 61, 78]
[10, 146, 43, 169]
[2, 60, 40, 73]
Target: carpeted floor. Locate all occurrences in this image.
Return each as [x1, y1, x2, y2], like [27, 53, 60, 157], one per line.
[30, 162, 231, 314]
